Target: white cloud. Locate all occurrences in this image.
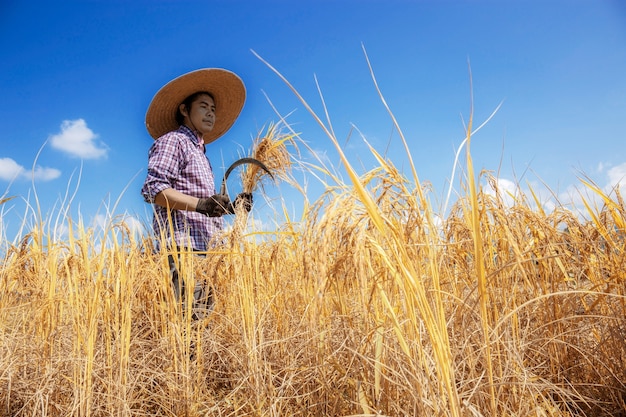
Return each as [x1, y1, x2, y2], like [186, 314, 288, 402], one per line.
[50, 119, 108, 159]
[53, 223, 69, 242]
[484, 177, 519, 207]
[31, 165, 62, 181]
[606, 162, 626, 193]
[0, 158, 24, 181]
[0, 157, 60, 182]
[552, 161, 626, 219]
[93, 213, 108, 231]
[92, 213, 147, 239]
[558, 184, 585, 209]
[469, 161, 626, 221]
[123, 215, 146, 236]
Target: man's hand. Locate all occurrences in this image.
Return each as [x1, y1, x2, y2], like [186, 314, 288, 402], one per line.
[233, 192, 253, 213]
[196, 194, 232, 217]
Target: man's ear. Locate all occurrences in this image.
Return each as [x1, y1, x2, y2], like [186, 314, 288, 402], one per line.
[178, 103, 188, 118]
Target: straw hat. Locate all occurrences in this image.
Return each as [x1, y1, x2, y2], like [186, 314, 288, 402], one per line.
[145, 68, 246, 142]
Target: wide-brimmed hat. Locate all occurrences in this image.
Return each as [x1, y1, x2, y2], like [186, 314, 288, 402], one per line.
[145, 68, 246, 143]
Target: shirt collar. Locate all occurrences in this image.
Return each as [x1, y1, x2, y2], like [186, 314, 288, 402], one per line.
[178, 125, 205, 151]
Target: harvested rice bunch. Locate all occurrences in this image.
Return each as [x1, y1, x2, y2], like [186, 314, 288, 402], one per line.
[242, 122, 297, 193]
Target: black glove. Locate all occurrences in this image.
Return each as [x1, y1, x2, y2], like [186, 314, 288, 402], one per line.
[233, 192, 253, 213]
[196, 194, 232, 217]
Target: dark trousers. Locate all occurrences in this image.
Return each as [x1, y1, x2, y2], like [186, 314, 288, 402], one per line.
[168, 250, 214, 320]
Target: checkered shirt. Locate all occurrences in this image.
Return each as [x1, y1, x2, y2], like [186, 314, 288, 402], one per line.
[141, 125, 223, 252]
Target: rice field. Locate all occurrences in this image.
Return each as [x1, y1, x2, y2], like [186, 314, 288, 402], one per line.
[1, 67, 625, 416]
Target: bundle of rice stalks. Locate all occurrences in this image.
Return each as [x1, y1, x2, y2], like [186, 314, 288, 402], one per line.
[241, 122, 297, 193]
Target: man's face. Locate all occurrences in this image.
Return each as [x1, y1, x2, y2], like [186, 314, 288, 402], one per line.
[180, 93, 216, 139]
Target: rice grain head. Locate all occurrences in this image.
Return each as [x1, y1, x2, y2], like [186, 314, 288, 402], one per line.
[242, 122, 297, 193]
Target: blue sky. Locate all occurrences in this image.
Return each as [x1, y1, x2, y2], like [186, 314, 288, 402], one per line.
[1, 0, 625, 242]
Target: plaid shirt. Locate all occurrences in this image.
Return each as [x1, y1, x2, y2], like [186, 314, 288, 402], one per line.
[141, 125, 223, 252]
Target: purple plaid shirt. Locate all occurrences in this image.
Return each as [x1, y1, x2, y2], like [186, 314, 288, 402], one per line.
[141, 125, 223, 252]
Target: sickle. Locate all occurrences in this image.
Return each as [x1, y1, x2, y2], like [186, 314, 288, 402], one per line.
[220, 157, 274, 196]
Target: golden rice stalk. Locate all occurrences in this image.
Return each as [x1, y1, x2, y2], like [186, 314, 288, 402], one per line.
[241, 122, 297, 193]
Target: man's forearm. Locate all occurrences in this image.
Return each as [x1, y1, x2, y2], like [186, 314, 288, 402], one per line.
[154, 188, 200, 211]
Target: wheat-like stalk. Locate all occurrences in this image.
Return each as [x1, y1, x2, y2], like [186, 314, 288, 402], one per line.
[241, 122, 297, 194]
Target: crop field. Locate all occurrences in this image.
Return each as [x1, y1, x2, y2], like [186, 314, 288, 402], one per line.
[1, 69, 625, 416]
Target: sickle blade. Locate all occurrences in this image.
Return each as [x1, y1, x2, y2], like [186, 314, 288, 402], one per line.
[220, 157, 274, 195]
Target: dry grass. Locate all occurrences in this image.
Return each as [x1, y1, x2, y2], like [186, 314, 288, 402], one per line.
[2, 151, 625, 416]
[1, 62, 625, 416]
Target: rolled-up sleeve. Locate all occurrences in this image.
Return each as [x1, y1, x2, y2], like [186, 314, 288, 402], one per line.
[141, 136, 181, 203]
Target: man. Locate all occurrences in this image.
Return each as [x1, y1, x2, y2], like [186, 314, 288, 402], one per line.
[141, 68, 251, 319]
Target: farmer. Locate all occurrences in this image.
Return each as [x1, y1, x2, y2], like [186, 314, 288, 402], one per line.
[141, 68, 251, 319]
